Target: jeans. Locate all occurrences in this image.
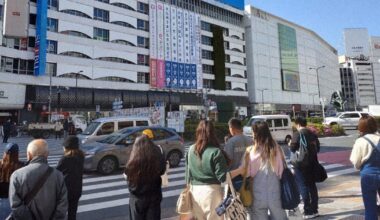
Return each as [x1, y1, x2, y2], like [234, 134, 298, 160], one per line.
[0, 198, 11, 220]
[361, 173, 380, 220]
[294, 168, 318, 215]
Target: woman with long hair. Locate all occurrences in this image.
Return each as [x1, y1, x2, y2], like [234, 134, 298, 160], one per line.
[247, 121, 287, 219]
[0, 143, 24, 219]
[187, 120, 230, 220]
[350, 115, 380, 220]
[56, 136, 84, 220]
[125, 135, 166, 220]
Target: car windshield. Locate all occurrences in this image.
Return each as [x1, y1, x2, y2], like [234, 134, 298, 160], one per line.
[82, 122, 100, 135]
[97, 132, 125, 144]
[246, 118, 265, 126]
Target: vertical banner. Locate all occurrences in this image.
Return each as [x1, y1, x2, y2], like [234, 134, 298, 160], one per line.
[177, 8, 185, 89]
[164, 4, 172, 88]
[195, 15, 203, 90]
[34, 0, 47, 76]
[156, 2, 165, 89]
[190, 12, 197, 89]
[184, 11, 191, 89]
[170, 6, 178, 89]
[149, 0, 157, 88]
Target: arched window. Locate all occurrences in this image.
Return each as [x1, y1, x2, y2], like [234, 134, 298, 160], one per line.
[230, 48, 243, 53]
[230, 35, 241, 40]
[59, 73, 91, 79]
[232, 87, 245, 91]
[231, 61, 244, 65]
[60, 51, 92, 59]
[96, 57, 135, 64]
[61, 10, 92, 19]
[111, 39, 136, 47]
[61, 30, 91, 39]
[231, 74, 244, 78]
[111, 2, 135, 11]
[111, 21, 135, 29]
[95, 77, 135, 83]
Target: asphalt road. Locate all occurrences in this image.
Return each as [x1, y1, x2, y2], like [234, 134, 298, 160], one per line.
[0, 129, 359, 220]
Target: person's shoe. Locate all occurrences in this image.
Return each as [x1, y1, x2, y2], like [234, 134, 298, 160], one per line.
[313, 212, 320, 218]
[303, 214, 315, 219]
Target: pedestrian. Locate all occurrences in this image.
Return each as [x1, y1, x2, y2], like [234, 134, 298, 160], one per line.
[3, 119, 11, 143]
[63, 119, 69, 138]
[125, 135, 166, 220]
[350, 115, 380, 220]
[237, 120, 287, 219]
[56, 136, 84, 220]
[186, 120, 230, 220]
[0, 143, 24, 220]
[224, 118, 253, 190]
[8, 139, 68, 220]
[289, 117, 320, 219]
[55, 120, 62, 139]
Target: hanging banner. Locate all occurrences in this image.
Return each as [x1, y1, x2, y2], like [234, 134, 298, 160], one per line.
[149, 0, 157, 88]
[164, 4, 172, 88]
[156, 2, 165, 88]
[177, 8, 185, 89]
[195, 15, 203, 90]
[34, 0, 47, 76]
[170, 5, 178, 89]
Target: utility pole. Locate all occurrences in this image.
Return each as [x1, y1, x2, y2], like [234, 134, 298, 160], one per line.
[309, 66, 325, 120]
[48, 71, 52, 122]
[257, 88, 268, 115]
[75, 70, 83, 113]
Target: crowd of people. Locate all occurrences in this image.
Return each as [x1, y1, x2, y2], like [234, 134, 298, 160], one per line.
[0, 115, 379, 220]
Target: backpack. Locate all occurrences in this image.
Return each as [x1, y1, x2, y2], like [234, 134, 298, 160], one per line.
[290, 132, 309, 167]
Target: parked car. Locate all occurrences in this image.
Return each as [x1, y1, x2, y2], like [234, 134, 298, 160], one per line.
[78, 116, 152, 144]
[324, 111, 371, 128]
[243, 115, 292, 143]
[82, 126, 185, 175]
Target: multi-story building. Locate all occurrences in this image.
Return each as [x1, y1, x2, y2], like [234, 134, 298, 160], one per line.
[339, 65, 356, 110]
[244, 6, 341, 114]
[370, 36, 380, 104]
[0, 0, 248, 122]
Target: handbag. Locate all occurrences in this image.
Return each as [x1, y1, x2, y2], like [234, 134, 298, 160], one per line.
[313, 162, 327, 183]
[290, 133, 309, 167]
[215, 172, 247, 220]
[280, 151, 301, 210]
[157, 145, 170, 187]
[238, 147, 253, 207]
[176, 146, 193, 214]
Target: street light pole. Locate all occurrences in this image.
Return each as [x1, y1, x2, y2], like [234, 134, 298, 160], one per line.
[75, 71, 83, 113]
[48, 71, 52, 122]
[257, 88, 268, 115]
[309, 66, 325, 120]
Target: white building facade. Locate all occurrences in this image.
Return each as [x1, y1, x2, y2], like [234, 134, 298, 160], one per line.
[0, 0, 248, 121]
[244, 6, 341, 114]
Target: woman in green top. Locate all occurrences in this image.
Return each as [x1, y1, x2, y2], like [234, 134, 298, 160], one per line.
[187, 120, 230, 220]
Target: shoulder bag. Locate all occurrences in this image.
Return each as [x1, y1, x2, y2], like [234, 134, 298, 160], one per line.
[215, 172, 247, 220]
[176, 145, 193, 214]
[238, 147, 253, 207]
[157, 145, 169, 187]
[290, 132, 309, 167]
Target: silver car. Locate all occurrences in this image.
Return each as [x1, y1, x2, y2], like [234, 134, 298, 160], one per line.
[82, 126, 185, 175]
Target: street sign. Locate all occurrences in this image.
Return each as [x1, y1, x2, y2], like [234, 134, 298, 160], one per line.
[96, 105, 100, 113]
[167, 111, 185, 133]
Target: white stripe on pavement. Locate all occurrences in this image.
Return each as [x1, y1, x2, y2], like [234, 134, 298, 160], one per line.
[328, 167, 357, 178]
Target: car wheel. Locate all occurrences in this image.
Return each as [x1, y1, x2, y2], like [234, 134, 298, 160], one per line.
[285, 135, 292, 144]
[98, 156, 118, 175]
[167, 150, 182, 168]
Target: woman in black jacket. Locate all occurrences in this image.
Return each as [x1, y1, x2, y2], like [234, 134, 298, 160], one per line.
[125, 135, 166, 220]
[57, 136, 84, 220]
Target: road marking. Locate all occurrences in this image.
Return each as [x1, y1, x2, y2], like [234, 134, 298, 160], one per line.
[328, 167, 357, 178]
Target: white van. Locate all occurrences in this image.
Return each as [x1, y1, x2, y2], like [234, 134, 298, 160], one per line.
[78, 116, 152, 144]
[243, 115, 293, 143]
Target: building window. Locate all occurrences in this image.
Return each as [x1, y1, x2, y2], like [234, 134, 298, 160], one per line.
[93, 27, 109, 41]
[201, 21, 211, 32]
[137, 36, 149, 48]
[46, 40, 57, 54]
[137, 54, 149, 66]
[203, 79, 214, 89]
[97, 57, 135, 64]
[111, 2, 135, 11]
[225, 55, 230, 63]
[202, 50, 213, 60]
[94, 8, 109, 22]
[47, 18, 58, 32]
[202, 64, 213, 74]
[95, 0, 109, 3]
[137, 2, 148, 14]
[111, 39, 135, 46]
[223, 29, 229, 37]
[28, 37, 35, 48]
[60, 51, 92, 59]
[61, 30, 91, 39]
[0, 5, 3, 21]
[225, 68, 231, 76]
[225, 82, 231, 90]
[224, 41, 229, 50]
[137, 19, 149, 31]
[29, 14, 36, 26]
[46, 63, 57, 76]
[48, 0, 58, 10]
[111, 21, 135, 28]
[201, 36, 212, 46]
[61, 10, 92, 19]
[0, 56, 34, 75]
[137, 72, 150, 84]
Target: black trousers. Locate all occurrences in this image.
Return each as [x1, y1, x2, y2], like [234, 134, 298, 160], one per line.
[129, 195, 162, 220]
[68, 196, 80, 220]
[2, 132, 9, 143]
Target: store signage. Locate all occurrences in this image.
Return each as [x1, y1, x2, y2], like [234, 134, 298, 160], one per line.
[2, 0, 29, 38]
[34, 0, 47, 76]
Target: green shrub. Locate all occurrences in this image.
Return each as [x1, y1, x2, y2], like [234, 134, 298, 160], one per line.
[307, 117, 323, 124]
[331, 124, 345, 136]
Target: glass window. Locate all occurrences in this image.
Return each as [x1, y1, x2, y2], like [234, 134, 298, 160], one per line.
[118, 121, 133, 129]
[28, 37, 35, 47]
[93, 27, 109, 41]
[46, 40, 57, 54]
[266, 120, 273, 128]
[274, 119, 283, 127]
[349, 113, 360, 118]
[61, 10, 92, 19]
[361, 113, 369, 118]
[137, 2, 148, 14]
[98, 122, 114, 135]
[137, 72, 149, 84]
[95, 0, 109, 3]
[283, 119, 289, 126]
[136, 121, 148, 126]
[137, 54, 149, 65]
[153, 129, 173, 141]
[0, 5, 3, 21]
[94, 8, 109, 22]
[29, 14, 36, 25]
[137, 19, 148, 31]
[111, 2, 135, 11]
[137, 36, 148, 48]
[48, 0, 58, 10]
[46, 63, 57, 76]
[123, 130, 143, 144]
[201, 36, 212, 46]
[47, 18, 58, 32]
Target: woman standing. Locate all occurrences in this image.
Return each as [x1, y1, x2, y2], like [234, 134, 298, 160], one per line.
[187, 120, 229, 220]
[0, 143, 23, 219]
[126, 135, 166, 220]
[56, 136, 84, 220]
[350, 115, 380, 220]
[247, 121, 287, 219]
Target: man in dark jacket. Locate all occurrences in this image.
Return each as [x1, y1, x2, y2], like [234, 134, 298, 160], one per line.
[9, 139, 68, 220]
[3, 119, 11, 143]
[63, 119, 69, 138]
[289, 117, 319, 219]
[57, 136, 84, 220]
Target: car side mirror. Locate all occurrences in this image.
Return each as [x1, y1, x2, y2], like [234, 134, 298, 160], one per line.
[125, 139, 134, 145]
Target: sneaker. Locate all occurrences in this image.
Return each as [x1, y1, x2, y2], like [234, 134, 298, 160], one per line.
[313, 212, 320, 218]
[303, 214, 315, 219]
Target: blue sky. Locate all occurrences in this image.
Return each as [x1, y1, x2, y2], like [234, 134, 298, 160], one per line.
[248, 0, 380, 54]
